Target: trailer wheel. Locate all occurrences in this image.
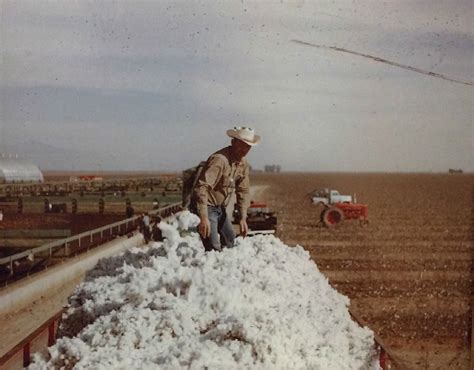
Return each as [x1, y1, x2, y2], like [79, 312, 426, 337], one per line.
[322, 207, 344, 227]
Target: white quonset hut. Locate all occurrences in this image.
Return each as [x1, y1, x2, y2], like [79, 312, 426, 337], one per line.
[0, 158, 44, 184]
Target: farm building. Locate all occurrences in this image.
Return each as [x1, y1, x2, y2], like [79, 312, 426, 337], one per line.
[0, 157, 44, 184]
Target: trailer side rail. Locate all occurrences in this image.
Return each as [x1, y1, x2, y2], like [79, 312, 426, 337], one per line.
[0, 202, 182, 274]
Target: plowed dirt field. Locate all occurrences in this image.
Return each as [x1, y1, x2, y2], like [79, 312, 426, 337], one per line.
[252, 172, 472, 370]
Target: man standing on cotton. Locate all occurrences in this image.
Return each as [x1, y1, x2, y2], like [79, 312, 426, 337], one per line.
[193, 127, 260, 251]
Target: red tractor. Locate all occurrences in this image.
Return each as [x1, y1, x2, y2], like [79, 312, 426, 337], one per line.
[320, 202, 368, 227]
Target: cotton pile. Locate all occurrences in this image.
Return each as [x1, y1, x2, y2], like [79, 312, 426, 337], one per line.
[30, 211, 379, 370]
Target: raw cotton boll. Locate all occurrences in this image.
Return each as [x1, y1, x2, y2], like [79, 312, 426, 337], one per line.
[174, 241, 201, 263]
[176, 210, 201, 230]
[30, 211, 379, 370]
[158, 220, 180, 246]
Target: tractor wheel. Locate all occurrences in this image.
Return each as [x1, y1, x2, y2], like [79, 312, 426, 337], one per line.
[322, 207, 344, 227]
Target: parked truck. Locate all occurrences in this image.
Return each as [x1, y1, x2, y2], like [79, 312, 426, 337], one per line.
[311, 188, 353, 205]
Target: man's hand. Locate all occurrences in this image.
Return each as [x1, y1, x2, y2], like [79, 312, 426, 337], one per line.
[198, 216, 211, 238]
[239, 218, 248, 237]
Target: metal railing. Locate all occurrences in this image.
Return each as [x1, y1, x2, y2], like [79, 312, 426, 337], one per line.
[0, 202, 182, 271]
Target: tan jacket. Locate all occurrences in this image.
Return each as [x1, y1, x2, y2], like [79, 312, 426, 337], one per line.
[194, 146, 250, 218]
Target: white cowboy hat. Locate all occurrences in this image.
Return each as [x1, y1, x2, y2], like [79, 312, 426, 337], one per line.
[226, 126, 261, 146]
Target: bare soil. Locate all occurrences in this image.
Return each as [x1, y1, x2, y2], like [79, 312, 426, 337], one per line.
[253, 172, 472, 370]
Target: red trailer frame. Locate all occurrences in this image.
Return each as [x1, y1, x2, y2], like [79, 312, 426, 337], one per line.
[0, 310, 64, 369]
[0, 307, 402, 370]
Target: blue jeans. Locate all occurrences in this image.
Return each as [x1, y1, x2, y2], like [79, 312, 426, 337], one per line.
[203, 205, 235, 251]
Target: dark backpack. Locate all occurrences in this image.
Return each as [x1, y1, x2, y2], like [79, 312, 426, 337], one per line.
[182, 161, 206, 213]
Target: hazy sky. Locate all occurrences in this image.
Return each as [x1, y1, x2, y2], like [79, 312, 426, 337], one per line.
[1, 0, 473, 172]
